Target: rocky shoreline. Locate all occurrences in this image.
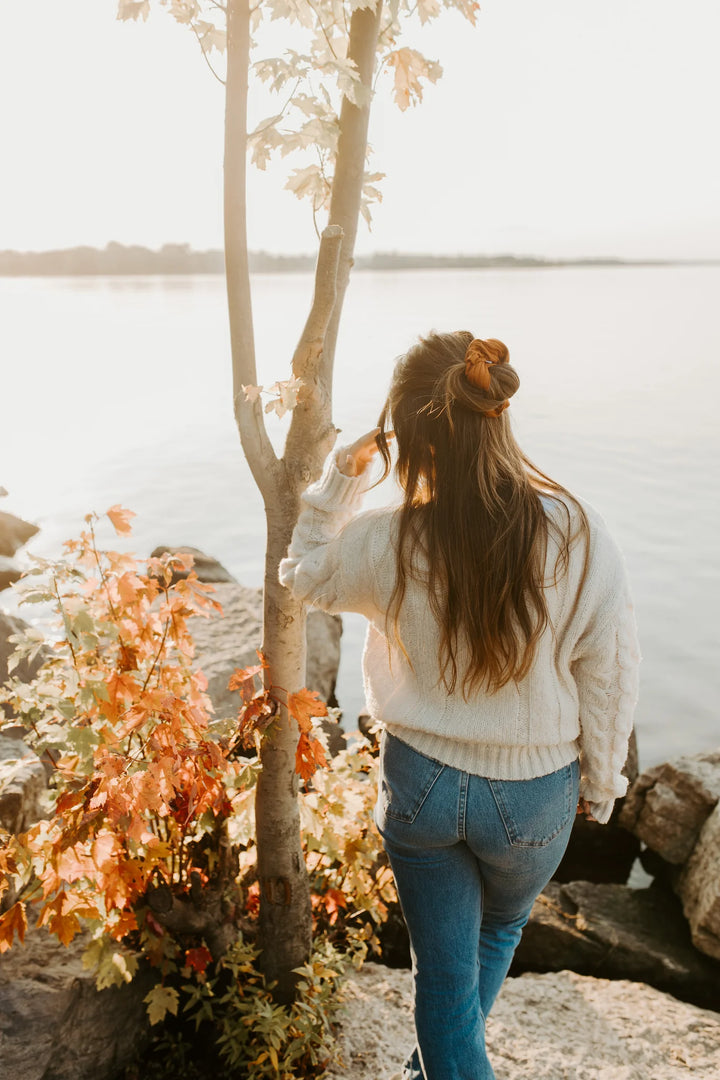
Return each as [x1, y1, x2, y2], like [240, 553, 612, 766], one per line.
[1, 526, 719, 1077]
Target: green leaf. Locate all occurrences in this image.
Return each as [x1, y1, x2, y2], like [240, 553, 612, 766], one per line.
[144, 984, 180, 1025]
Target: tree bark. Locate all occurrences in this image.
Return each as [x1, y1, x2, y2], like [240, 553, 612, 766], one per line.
[321, 0, 384, 390]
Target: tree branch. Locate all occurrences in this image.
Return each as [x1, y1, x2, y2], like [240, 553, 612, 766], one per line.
[321, 1, 384, 394]
[283, 225, 343, 485]
[225, 0, 282, 507]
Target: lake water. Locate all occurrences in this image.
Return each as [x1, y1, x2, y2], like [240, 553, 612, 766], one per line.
[1, 266, 718, 769]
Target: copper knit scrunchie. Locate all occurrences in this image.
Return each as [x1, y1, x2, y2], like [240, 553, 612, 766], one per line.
[464, 339, 510, 417]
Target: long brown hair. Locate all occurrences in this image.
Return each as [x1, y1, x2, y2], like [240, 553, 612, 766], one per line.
[376, 330, 589, 696]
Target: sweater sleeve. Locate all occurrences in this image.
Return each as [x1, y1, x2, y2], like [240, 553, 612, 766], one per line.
[570, 530, 641, 825]
[278, 449, 381, 616]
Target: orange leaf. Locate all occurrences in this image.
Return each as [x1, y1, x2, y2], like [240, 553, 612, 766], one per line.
[295, 730, 327, 782]
[49, 910, 82, 947]
[0, 902, 27, 952]
[237, 693, 276, 748]
[319, 887, 347, 926]
[288, 688, 328, 733]
[109, 909, 138, 941]
[117, 571, 143, 603]
[185, 945, 213, 974]
[228, 662, 264, 703]
[106, 505, 136, 536]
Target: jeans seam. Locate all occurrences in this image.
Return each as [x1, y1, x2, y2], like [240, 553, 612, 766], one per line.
[487, 780, 514, 846]
[458, 772, 469, 839]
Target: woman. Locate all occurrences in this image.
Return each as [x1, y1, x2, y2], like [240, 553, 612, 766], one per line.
[279, 331, 640, 1080]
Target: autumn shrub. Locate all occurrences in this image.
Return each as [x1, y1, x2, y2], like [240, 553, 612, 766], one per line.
[0, 507, 395, 1077]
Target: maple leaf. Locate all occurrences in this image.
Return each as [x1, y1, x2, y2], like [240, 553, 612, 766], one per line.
[0, 902, 27, 953]
[237, 693, 276, 749]
[277, 376, 304, 412]
[242, 383, 264, 403]
[185, 945, 213, 974]
[295, 730, 328, 782]
[318, 887, 347, 926]
[417, 0, 441, 25]
[195, 20, 226, 55]
[386, 48, 443, 111]
[285, 164, 331, 210]
[106, 505, 136, 536]
[288, 688, 328, 733]
[144, 984, 180, 1026]
[108, 909, 138, 942]
[117, 571, 143, 604]
[227, 663, 263, 699]
[37, 891, 89, 946]
[116, 0, 150, 21]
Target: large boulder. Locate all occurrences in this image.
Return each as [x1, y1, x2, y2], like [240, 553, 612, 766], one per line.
[619, 749, 720, 864]
[677, 802, 720, 961]
[0, 511, 39, 558]
[0, 925, 153, 1080]
[512, 879, 720, 1010]
[325, 963, 720, 1080]
[555, 729, 640, 884]
[0, 735, 46, 835]
[190, 582, 343, 735]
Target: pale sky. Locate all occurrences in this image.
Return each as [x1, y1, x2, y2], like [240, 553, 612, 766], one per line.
[1, 0, 719, 259]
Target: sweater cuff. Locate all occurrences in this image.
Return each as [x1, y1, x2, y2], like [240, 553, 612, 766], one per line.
[302, 447, 372, 512]
[586, 798, 615, 825]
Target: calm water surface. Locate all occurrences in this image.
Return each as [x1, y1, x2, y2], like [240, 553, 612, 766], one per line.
[1, 266, 718, 767]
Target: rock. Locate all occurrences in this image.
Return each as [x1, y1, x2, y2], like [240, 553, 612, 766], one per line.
[325, 963, 720, 1080]
[0, 735, 46, 835]
[1, 611, 50, 722]
[150, 545, 237, 585]
[189, 582, 343, 726]
[0, 556, 21, 592]
[0, 924, 153, 1080]
[512, 880, 720, 1010]
[678, 803, 720, 961]
[0, 511, 39, 558]
[619, 749, 720, 864]
[555, 729, 640, 884]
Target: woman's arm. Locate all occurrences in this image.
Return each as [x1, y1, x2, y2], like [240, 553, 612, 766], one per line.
[571, 535, 641, 824]
[278, 431, 389, 616]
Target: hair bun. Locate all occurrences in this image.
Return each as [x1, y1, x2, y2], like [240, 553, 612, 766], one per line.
[464, 338, 510, 391]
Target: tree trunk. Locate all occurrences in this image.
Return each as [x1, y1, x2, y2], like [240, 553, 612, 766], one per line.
[255, 225, 343, 999]
[224, 0, 379, 1001]
[321, 0, 384, 389]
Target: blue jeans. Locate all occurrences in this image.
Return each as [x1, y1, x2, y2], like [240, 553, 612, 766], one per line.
[375, 731, 580, 1080]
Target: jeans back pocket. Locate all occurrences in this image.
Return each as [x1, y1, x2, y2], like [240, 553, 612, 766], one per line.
[487, 759, 579, 848]
[379, 732, 446, 824]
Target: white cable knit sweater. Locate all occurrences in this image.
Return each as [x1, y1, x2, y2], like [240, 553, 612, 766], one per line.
[279, 450, 640, 825]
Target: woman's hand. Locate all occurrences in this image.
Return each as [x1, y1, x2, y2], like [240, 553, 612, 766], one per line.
[577, 797, 598, 823]
[336, 428, 394, 477]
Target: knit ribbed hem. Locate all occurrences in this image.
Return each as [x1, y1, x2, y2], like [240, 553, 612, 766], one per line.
[384, 723, 580, 781]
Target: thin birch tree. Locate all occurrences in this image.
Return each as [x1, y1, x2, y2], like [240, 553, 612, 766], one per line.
[118, 0, 479, 1001]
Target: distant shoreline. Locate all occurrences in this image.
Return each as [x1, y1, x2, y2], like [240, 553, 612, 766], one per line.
[1, 243, 718, 278]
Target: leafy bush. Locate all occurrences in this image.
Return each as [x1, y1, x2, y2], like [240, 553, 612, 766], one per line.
[0, 507, 396, 1077]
